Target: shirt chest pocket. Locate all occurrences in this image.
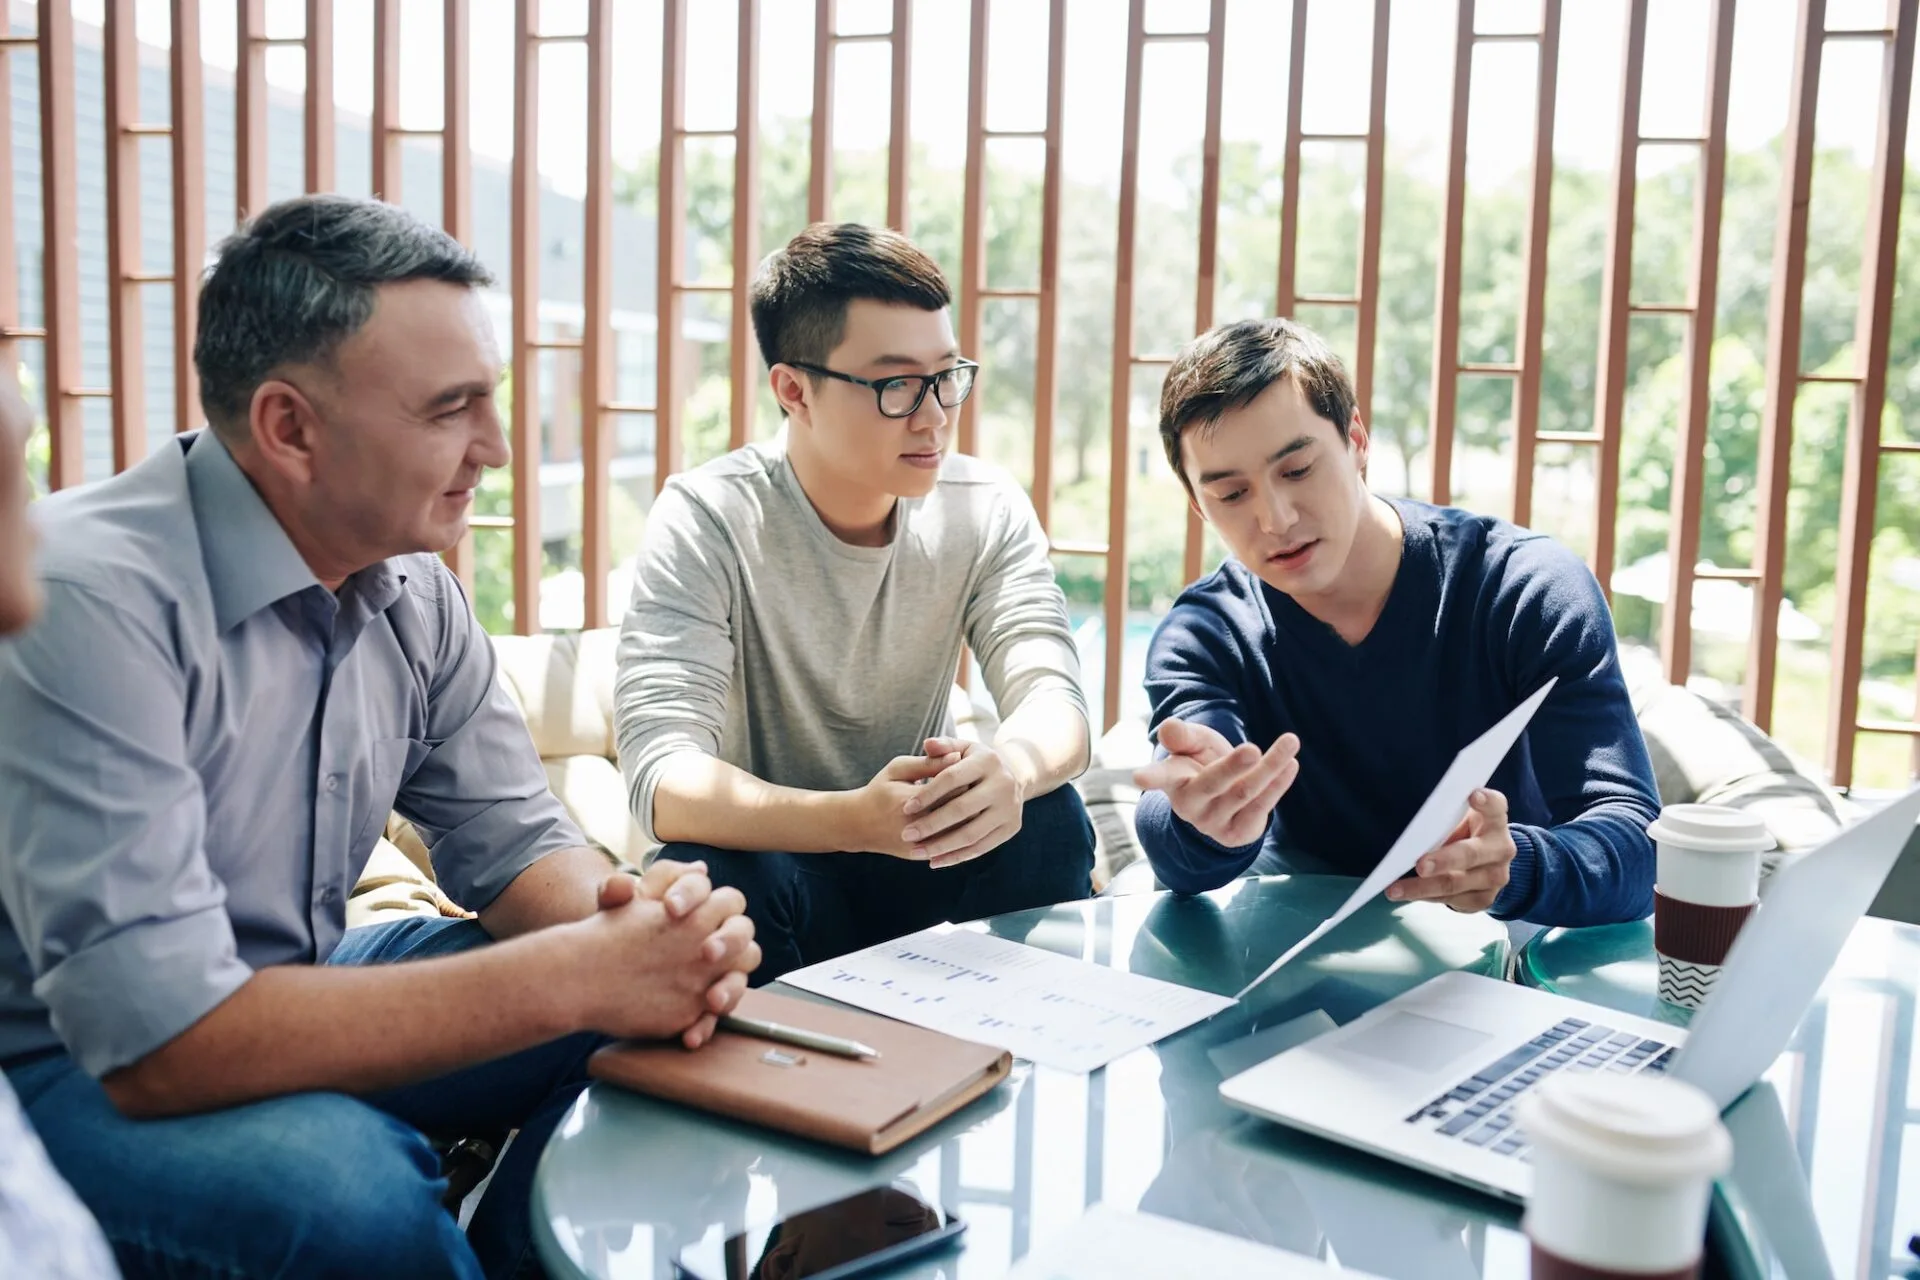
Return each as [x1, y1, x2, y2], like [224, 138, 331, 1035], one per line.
[350, 736, 431, 854]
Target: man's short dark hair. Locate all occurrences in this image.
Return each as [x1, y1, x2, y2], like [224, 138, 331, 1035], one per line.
[1158, 318, 1357, 493]
[194, 194, 492, 438]
[748, 222, 951, 375]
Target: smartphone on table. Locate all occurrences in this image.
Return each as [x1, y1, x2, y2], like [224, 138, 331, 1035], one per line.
[673, 1183, 967, 1280]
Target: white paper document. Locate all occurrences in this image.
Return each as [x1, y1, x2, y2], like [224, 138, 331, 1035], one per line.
[1232, 677, 1559, 1001]
[781, 925, 1236, 1072]
[1007, 1203, 1383, 1279]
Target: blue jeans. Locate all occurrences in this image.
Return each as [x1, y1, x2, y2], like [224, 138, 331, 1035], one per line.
[5, 917, 603, 1280]
[669, 784, 1097, 984]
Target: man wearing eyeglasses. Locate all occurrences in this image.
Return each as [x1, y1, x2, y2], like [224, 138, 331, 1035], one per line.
[615, 222, 1096, 982]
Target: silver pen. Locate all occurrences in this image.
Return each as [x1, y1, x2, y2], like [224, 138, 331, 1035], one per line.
[719, 1012, 882, 1061]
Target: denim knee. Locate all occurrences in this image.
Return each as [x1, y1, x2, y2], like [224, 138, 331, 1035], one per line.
[242, 1094, 479, 1280]
[45, 1084, 484, 1280]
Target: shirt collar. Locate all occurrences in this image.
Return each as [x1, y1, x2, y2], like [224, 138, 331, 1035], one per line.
[183, 430, 420, 632]
[183, 431, 325, 632]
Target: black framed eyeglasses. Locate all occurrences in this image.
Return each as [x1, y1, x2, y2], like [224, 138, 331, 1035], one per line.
[788, 359, 979, 419]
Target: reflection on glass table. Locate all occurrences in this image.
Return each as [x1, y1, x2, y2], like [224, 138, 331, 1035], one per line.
[532, 874, 1542, 1280]
[1518, 915, 1920, 1280]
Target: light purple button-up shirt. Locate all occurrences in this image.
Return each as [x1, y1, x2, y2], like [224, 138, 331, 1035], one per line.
[0, 431, 583, 1076]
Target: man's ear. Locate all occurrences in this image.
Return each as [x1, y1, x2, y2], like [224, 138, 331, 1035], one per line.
[1348, 410, 1370, 481]
[247, 377, 323, 485]
[769, 364, 811, 428]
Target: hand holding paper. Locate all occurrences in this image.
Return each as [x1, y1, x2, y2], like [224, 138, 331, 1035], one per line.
[1385, 784, 1518, 913]
[1232, 678, 1557, 1001]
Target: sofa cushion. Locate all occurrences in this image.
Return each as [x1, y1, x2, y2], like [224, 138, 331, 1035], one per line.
[1627, 668, 1856, 854]
[543, 753, 647, 864]
[346, 836, 472, 929]
[490, 630, 619, 761]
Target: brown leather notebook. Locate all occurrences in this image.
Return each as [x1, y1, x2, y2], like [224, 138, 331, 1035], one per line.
[587, 989, 1012, 1155]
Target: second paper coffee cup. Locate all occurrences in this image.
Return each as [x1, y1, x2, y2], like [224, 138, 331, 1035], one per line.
[1648, 804, 1773, 1009]
[1518, 1073, 1731, 1279]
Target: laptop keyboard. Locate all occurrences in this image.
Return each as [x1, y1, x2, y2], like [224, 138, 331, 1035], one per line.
[1401, 1016, 1676, 1159]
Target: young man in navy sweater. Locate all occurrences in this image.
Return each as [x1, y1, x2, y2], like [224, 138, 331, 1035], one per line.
[1132, 318, 1658, 926]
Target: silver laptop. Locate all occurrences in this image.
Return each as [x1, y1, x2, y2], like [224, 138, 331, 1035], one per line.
[1218, 784, 1920, 1203]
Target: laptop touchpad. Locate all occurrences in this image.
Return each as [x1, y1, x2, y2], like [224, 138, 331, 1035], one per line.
[1334, 1012, 1493, 1073]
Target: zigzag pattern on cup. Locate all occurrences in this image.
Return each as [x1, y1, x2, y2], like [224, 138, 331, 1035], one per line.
[1657, 956, 1720, 1009]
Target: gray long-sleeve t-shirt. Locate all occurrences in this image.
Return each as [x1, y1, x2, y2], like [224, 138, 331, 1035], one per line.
[615, 437, 1089, 846]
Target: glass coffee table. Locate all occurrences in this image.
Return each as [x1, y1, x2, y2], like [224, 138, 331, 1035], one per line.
[531, 874, 1530, 1279]
[1517, 914, 1920, 1279]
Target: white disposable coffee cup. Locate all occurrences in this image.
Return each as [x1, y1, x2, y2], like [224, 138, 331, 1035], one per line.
[1648, 805, 1774, 1009]
[1649, 805, 1773, 906]
[1518, 1073, 1732, 1279]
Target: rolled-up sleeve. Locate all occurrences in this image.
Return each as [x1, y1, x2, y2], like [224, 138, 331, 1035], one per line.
[0, 580, 252, 1078]
[398, 568, 586, 910]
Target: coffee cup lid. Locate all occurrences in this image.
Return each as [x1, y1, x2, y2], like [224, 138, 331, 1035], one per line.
[1515, 1074, 1731, 1186]
[1647, 804, 1775, 854]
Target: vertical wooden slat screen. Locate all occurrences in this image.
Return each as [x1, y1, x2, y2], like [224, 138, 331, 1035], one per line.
[1660, 0, 1737, 689]
[1432, 1, 1565, 526]
[509, 0, 544, 634]
[808, 0, 832, 224]
[237, 2, 333, 206]
[957, 0, 988, 461]
[38, 0, 84, 490]
[956, 0, 1069, 519]
[648, 0, 762, 535]
[0, 26, 23, 397]
[305, 0, 334, 193]
[1105, 0, 1145, 734]
[105, 0, 208, 463]
[807, 0, 910, 230]
[173, 1, 205, 436]
[1353, 0, 1389, 430]
[443, 0, 479, 591]
[11, 1, 1919, 786]
[653, 0, 686, 498]
[887, 0, 909, 233]
[508, 4, 596, 633]
[1427, 0, 1473, 507]
[236, 0, 268, 221]
[443, 0, 472, 247]
[1101, 0, 1224, 732]
[1588, 0, 1649, 601]
[580, 0, 613, 631]
[1275, 0, 1306, 321]
[1033, 0, 1066, 538]
[1181, 0, 1225, 589]
[1827, 0, 1918, 786]
[371, 0, 400, 200]
[1749, 0, 1825, 732]
[104, 0, 146, 472]
[1276, 0, 1390, 431]
[102, 0, 206, 461]
[731, 0, 760, 454]
[1507, 0, 1560, 530]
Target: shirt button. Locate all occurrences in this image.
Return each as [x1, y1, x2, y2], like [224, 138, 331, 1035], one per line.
[324, 774, 342, 794]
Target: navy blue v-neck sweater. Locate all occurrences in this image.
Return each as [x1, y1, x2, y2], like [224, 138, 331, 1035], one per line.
[1134, 500, 1659, 927]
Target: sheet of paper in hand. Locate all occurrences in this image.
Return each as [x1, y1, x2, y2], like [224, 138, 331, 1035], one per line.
[1232, 677, 1558, 1001]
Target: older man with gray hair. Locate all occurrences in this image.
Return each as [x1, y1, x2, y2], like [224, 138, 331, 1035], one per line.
[0, 195, 759, 1279]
